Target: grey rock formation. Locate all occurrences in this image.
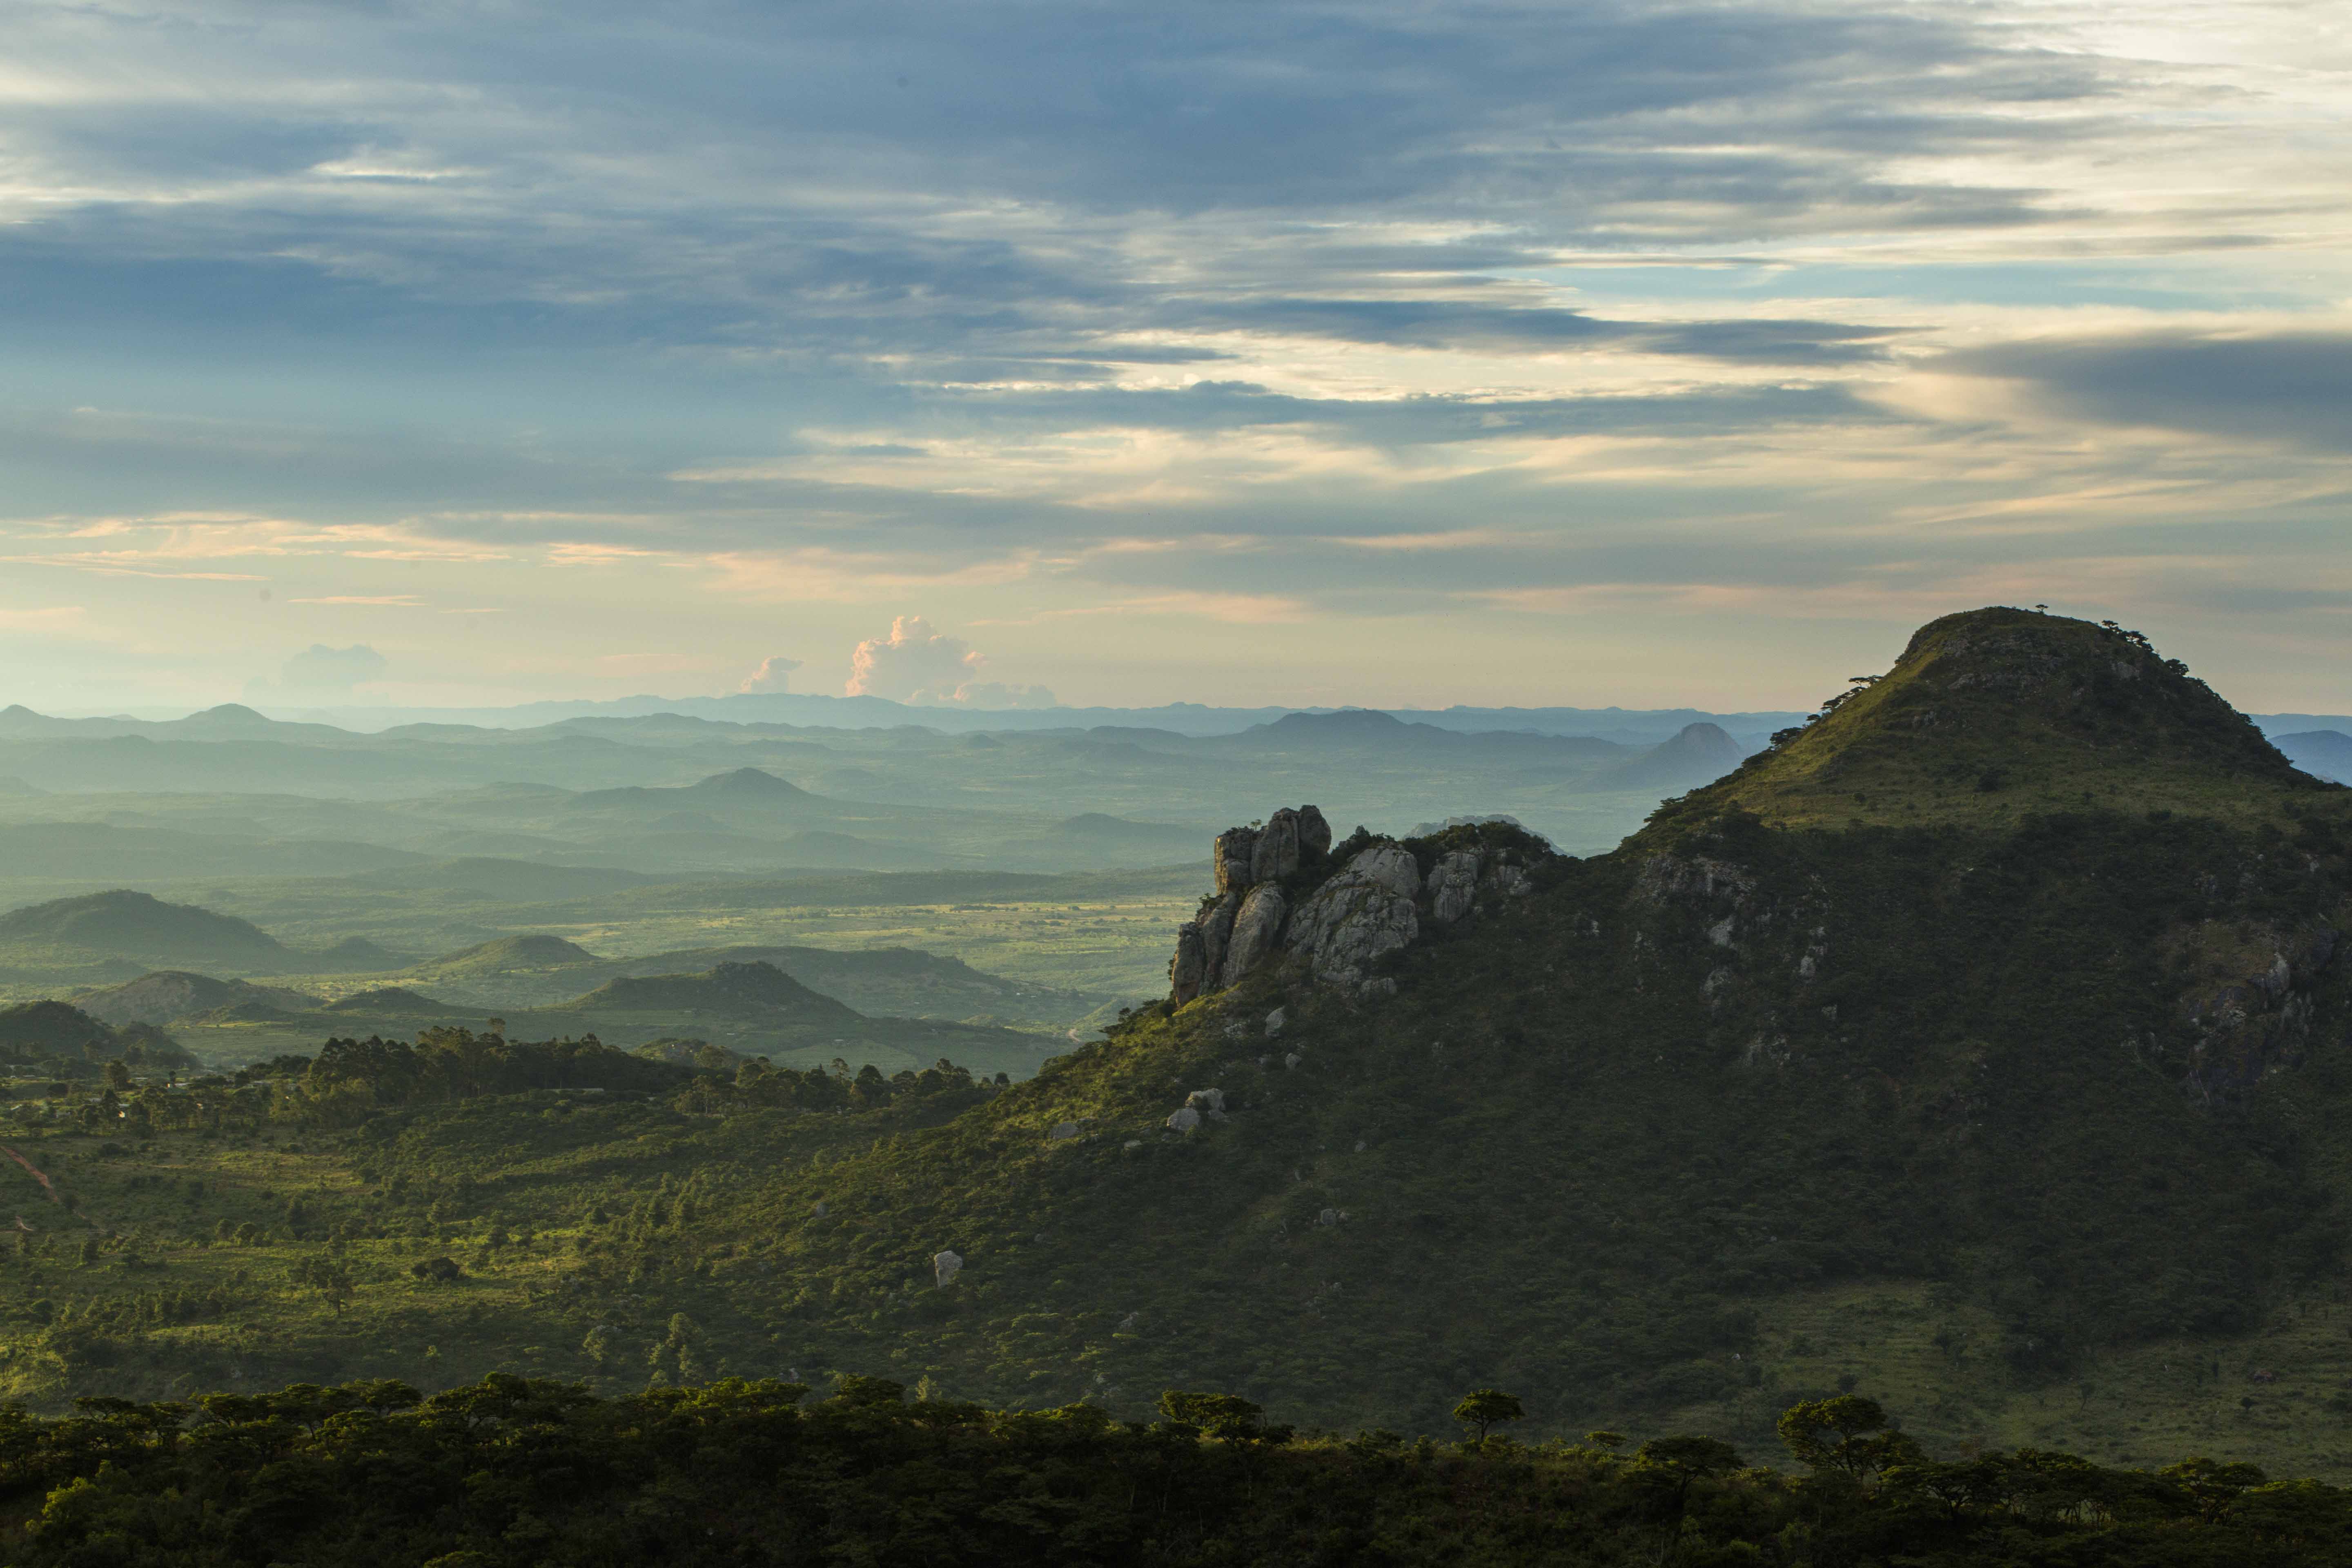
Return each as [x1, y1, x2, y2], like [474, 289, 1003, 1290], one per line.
[1214, 827, 1259, 894]
[1166, 1105, 1202, 1134]
[1049, 1121, 1086, 1141]
[1298, 805, 1332, 862]
[1185, 1088, 1225, 1113]
[933, 1249, 962, 1287]
[1220, 884, 1288, 988]
[1250, 807, 1301, 884]
[1172, 805, 1536, 1007]
[1264, 1007, 1285, 1036]
[1287, 845, 1421, 992]
[1350, 841, 1422, 901]
[1200, 892, 1241, 984]
[1169, 923, 1208, 1004]
[1427, 849, 1481, 923]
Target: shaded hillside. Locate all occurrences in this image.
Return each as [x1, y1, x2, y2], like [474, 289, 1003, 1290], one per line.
[0, 1000, 193, 1072]
[633, 608, 2352, 1457]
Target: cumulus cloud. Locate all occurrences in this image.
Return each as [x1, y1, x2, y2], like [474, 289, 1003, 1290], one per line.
[846, 617, 1054, 707]
[739, 654, 802, 693]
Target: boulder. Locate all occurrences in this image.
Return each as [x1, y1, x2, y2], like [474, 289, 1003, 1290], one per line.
[1297, 805, 1332, 862]
[933, 1249, 963, 1287]
[1427, 849, 1481, 923]
[1219, 884, 1288, 988]
[1214, 827, 1259, 894]
[1049, 1121, 1085, 1141]
[1166, 1106, 1202, 1134]
[1185, 1088, 1225, 1113]
[1264, 1007, 1285, 1036]
[1250, 808, 1301, 884]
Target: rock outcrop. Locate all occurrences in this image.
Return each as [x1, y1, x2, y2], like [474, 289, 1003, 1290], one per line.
[1168, 809, 1544, 1003]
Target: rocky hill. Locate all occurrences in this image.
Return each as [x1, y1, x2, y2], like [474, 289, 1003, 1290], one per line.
[673, 608, 2352, 1463]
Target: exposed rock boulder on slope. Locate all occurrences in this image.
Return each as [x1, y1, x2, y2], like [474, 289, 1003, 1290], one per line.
[1168, 808, 1549, 1002]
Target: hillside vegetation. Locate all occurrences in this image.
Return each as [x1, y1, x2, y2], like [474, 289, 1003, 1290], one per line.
[0, 609, 2349, 1488]
[6, 1376, 2352, 1567]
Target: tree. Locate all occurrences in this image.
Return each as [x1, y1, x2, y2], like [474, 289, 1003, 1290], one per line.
[1629, 1434, 1745, 1545]
[1777, 1396, 1921, 1485]
[292, 1256, 355, 1313]
[102, 1061, 133, 1093]
[1158, 1390, 1289, 1445]
[1452, 1388, 1525, 1442]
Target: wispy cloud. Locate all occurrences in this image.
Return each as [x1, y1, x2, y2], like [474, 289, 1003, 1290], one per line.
[0, 0, 2343, 707]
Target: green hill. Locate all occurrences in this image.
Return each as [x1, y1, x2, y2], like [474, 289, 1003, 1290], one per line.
[552, 960, 862, 1027]
[0, 890, 293, 967]
[412, 933, 602, 979]
[0, 1000, 193, 1072]
[1690, 606, 2319, 827]
[74, 970, 319, 1027]
[321, 987, 459, 1016]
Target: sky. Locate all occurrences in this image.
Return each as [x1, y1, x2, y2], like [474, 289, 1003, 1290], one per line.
[1, 0, 2348, 715]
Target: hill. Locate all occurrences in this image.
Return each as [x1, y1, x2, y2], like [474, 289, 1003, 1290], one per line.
[321, 986, 459, 1015]
[2277, 729, 2352, 784]
[11, 608, 2352, 1483]
[0, 891, 294, 967]
[411, 933, 602, 979]
[0, 1000, 193, 1072]
[74, 971, 319, 1027]
[589, 607, 2352, 1465]
[1593, 720, 1746, 791]
[1691, 607, 2322, 826]
[0, 1000, 118, 1060]
[551, 961, 863, 1027]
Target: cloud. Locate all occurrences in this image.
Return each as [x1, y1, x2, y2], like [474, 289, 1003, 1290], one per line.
[1934, 330, 2352, 452]
[950, 681, 1059, 710]
[844, 616, 1052, 707]
[278, 643, 390, 693]
[739, 654, 802, 693]
[846, 616, 981, 702]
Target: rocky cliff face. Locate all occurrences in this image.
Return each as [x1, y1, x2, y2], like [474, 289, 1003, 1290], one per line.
[1169, 809, 1545, 1003]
